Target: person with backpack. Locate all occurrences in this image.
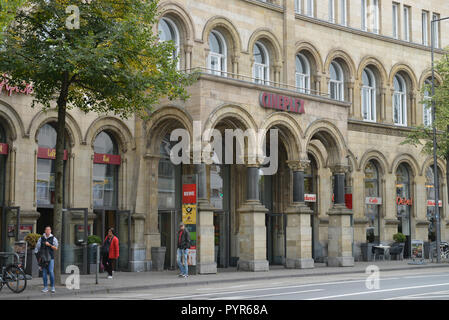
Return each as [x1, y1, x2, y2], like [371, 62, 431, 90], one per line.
[102, 228, 119, 279]
[34, 226, 58, 294]
[176, 223, 191, 278]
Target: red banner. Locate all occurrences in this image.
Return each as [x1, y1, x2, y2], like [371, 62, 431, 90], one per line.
[0, 143, 8, 155]
[345, 193, 352, 209]
[182, 184, 197, 204]
[93, 153, 121, 165]
[37, 147, 68, 160]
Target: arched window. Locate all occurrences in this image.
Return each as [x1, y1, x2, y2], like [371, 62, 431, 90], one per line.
[36, 124, 58, 206]
[329, 61, 344, 101]
[365, 161, 380, 243]
[396, 163, 412, 257]
[425, 165, 443, 241]
[362, 68, 376, 122]
[208, 30, 227, 76]
[158, 134, 178, 210]
[93, 131, 119, 209]
[296, 53, 310, 93]
[253, 42, 270, 85]
[423, 79, 432, 127]
[158, 17, 180, 69]
[0, 123, 6, 206]
[393, 74, 407, 126]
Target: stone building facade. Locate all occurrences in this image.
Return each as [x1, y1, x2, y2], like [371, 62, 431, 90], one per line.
[1, 0, 449, 272]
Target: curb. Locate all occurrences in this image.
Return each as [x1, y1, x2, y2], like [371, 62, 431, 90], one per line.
[6, 263, 449, 300]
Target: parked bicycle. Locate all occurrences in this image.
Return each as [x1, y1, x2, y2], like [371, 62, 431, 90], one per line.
[0, 252, 27, 293]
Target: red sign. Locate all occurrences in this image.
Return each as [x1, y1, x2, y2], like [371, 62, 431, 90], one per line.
[396, 196, 413, 206]
[345, 194, 352, 209]
[37, 147, 68, 160]
[182, 184, 197, 204]
[0, 76, 33, 96]
[427, 200, 443, 207]
[259, 92, 305, 114]
[93, 153, 121, 165]
[304, 194, 316, 202]
[0, 143, 8, 155]
[366, 197, 382, 205]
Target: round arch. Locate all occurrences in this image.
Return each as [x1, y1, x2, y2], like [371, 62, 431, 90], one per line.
[357, 56, 388, 85]
[157, 1, 195, 43]
[85, 116, 134, 154]
[304, 119, 348, 166]
[29, 110, 82, 148]
[390, 153, 420, 176]
[202, 16, 242, 56]
[418, 68, 443, 91]
[0, 99, 25, 141]
[389, 63, 418, 92]
[145, 105, 193, 155]
[247, 28, 283, 66]
[295, 41, 324, 74]
[306, 140, 326, 170]
[324, 48, 356, 81]
[358, 149, 389, 174]
[420, 156, 446, 177]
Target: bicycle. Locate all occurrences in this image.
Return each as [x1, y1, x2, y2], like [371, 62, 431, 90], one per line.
[0, 253, 27, 293]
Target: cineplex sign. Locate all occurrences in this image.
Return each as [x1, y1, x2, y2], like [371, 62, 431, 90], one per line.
[259, 92, 305, 114]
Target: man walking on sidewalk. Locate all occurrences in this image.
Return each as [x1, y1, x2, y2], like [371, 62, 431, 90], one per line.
[35, 226, 58, 294]
[102, 228, 119, 279]
[177, 223, 191, 278]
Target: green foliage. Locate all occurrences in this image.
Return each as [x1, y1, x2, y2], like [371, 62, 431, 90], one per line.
[401, 49, 449, 159]
[88, 235, 102, 245]
[24, 233, 42, 249]
[0, 0, 198, 117]
[0, 0, 26, 41]
[393, 232, 406, 243]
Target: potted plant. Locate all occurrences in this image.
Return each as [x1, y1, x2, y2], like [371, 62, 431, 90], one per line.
[390, 232, 406, 260]
[360, 228, 376, 261]
[24, 233, 42, 277]
[88, 235, 102, 274]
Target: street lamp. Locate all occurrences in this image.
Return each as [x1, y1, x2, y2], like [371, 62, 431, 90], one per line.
[431, 16, 449, 263]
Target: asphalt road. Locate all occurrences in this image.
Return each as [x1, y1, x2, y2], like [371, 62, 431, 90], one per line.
[41, 268, 449, 300]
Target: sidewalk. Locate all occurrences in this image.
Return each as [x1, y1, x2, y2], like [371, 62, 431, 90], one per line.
[2, 260, 449, 299]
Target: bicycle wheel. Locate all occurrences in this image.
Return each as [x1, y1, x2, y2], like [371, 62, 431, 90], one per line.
[5, 265, 27, 293]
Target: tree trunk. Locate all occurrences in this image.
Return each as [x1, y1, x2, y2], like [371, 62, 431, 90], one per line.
[53, 72, 70, 286]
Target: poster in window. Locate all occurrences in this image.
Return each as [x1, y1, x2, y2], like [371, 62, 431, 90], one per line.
[93, 180, 104, 206]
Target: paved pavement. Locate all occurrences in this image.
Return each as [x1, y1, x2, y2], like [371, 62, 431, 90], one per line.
[2, 259, 449, 299]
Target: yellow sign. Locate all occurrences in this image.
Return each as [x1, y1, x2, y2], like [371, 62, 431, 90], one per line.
[182, 204, 197, 225]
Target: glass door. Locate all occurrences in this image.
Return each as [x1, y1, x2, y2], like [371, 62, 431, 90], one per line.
[116, 210, 131, 271]
[62, 208, 88, 274]
[213, 211, 229, 268]
[158, 210, 179, 270]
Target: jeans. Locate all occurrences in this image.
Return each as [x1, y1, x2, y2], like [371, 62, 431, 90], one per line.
[177, 248, 189, 275]
[42, 259, 55, 289]
[102, 255, 115, 276]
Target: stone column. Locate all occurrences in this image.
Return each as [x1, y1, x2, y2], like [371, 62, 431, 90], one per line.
[414, 175, 428, 241]
[185, 44, 193, 71]
[385, 88, 394, 125]
[383, 172, 399, 243]
[410, 92, 417, 126]
[195, 163, 217, 274]
[129, 213, 146, 272]
[285, 160, 314, 269]
[380, 87, 387, 122]
[327, 165, 355, 267]
[237, 164, 269, 271]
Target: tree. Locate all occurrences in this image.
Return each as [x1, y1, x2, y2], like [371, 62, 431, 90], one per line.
[0, 0, 26, 40]
[0, 0, 197, 284]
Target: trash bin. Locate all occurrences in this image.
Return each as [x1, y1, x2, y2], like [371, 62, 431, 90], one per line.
[151, 247, 166, 271]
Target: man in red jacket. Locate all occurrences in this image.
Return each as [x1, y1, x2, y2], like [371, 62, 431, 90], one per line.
[103, 228, 119, 279]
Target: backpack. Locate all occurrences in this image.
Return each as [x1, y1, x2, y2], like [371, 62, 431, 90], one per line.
[37, 238, 52, 268]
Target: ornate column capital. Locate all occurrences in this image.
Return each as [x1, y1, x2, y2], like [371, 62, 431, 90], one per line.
[287, 159, 310, 172]
[329, 164, 349, 175]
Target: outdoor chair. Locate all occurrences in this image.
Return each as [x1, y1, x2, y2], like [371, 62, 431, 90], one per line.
[372, 246, 386, 261]
[389, 243, 404, 261]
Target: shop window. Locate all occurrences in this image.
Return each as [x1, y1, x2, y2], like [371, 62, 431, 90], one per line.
[158, 135, 178, 210]
[0, 123, 6, 206]
[36, 124, 58, 206]
[365, 161, 380, 243]
[93, 131, 119, 209]
[396, 163, 412, 258]
[425, 165, 442, 242]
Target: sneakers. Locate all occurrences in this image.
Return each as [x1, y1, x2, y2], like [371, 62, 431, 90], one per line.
[107, 276, 113, 279]
[42, 288, 48, 293]
[51, 287, 55, 294]
[183, 274, 189, 278]
[178, 273, 184, 277]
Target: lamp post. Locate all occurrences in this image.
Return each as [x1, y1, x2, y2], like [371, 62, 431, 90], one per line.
[431, 16, 449, 263]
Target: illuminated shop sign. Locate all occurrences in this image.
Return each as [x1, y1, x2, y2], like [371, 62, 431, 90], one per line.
[0, 76, 33, 96]
[0, 143, 8, 155]
[93, 153, 121, 165]
[259, 92, 305, 114]
[396, 197, 413, 206]
[37, 147, 68, 160]
[304, 194, 316, 202]
[427, 200, 442, 207]
[366, 197, 382, 205]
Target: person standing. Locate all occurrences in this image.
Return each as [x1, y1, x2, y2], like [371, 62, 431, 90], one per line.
[102, 228, 119, 279]
[35, 226, 58, 294]
[177, 223, 191, 278]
